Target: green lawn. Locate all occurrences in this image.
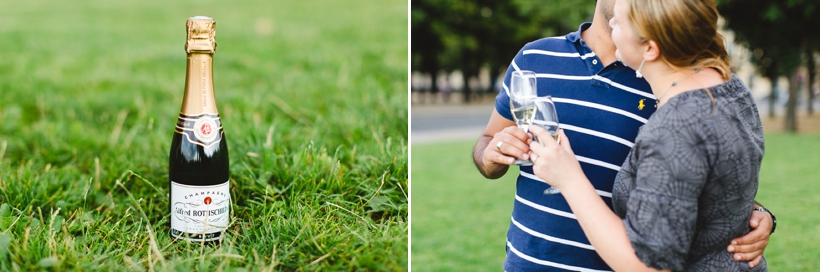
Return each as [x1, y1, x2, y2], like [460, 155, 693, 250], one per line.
[0, 0, 408, 270]
[411, 133, 820, 271]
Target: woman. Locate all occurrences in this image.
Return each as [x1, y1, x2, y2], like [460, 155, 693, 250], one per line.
[528, 0, 766, 270]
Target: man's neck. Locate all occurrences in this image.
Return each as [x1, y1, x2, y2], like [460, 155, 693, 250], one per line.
[581, 17, 617, 66]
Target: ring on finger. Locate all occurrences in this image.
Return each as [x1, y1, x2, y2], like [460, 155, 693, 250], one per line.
[496, 141, 504, 151]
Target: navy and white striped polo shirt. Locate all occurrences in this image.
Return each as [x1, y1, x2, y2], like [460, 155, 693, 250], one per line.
[496, 23, 656, 272]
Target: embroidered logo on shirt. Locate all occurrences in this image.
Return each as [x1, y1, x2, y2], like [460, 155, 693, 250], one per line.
[638, 99, 646, 110]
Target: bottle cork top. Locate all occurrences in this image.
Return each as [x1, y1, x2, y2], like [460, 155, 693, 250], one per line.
[186, 16, 216, 53]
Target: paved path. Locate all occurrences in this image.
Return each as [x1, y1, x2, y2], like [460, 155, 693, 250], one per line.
[411, 102, 494, 144]
[410, 97, 820, 145]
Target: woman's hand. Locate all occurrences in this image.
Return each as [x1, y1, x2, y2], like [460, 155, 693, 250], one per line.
[528, 127, 587, 191]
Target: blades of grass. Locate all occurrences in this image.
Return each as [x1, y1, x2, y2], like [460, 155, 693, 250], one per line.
[114, 177, 166, 265]
[269, 94, 311, 126]
[365, 171, 387, 204]
[266, 246, 278, 272]
[124, 170, 164, 196]
[0, 140, 6, 162]
[95, 157, 100, 184]
[109, 109, 128, 147]
[325, 202, 375, 229]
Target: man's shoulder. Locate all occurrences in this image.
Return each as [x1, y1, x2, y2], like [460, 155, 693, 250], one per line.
[516, 22, 588, 55]
[521, 36, 576, 52]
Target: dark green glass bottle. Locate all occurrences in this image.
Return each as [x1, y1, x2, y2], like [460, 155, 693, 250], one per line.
[169, 16, 230, 244]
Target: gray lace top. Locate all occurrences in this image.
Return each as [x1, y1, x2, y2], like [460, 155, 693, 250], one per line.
[612, 75, 767, 271]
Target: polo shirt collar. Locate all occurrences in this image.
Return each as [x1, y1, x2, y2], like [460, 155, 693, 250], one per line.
[565, 22, 592, 44]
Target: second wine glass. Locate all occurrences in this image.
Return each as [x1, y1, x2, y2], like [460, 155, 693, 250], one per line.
[531, 96, 562, 195]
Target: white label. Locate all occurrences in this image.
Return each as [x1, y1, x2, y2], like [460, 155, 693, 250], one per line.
[170, 181, 230, 237]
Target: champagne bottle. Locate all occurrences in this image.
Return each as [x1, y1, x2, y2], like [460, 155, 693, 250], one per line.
[169, 16, 230, 243]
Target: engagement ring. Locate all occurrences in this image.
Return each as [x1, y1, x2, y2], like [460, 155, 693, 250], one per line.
[496, 141, 504, 151]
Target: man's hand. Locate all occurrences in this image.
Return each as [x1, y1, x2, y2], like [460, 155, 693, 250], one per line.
[726, 207, 773, 268]
[473, 110, 530, 179]
[484, 126, 532, 165]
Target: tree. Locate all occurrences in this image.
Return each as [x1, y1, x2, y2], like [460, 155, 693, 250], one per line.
[411, 0, 594, 102]
[806, 47, 818, 115]
[411, 1, 446, 95]
[717, 0, 820, 131]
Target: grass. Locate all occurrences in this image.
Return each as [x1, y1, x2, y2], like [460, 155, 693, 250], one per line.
[410, 140, 515, 271]
[410, 133, 820, 271]
[0, 0, 408, 270]
[753, 132, 820, 270]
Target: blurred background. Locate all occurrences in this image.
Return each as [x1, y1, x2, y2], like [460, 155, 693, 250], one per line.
[411, 0, 820, 271]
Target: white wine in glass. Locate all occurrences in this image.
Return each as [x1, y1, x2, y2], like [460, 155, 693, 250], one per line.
[511, 105, 536, 131]
[532, 96, 562, 195]
[509, 70, 537, 165]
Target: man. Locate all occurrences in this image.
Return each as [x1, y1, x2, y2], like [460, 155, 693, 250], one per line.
[472, 0, 774, 271]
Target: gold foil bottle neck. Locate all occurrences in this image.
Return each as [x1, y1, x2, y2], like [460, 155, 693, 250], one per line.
[186, 16, 216, 53]
[180, 16, 219, 115]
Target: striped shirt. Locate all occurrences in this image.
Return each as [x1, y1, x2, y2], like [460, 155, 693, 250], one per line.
[496, 23, 656, 272]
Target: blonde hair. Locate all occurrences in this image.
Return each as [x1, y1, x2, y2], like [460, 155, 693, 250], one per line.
[627, 0, 731, 80]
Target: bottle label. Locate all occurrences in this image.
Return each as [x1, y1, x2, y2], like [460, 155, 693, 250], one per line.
[175, 113, 223, 147]
[170, 180, 230, 238]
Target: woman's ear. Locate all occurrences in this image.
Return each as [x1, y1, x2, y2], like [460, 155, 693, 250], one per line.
[643, 40, 661, 62]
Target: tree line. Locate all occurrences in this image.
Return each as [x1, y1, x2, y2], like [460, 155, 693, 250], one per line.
[411, 0, 820, 132]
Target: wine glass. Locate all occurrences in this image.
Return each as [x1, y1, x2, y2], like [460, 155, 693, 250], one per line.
[531, 96, 562, 194]
[509, 70, 537, 165]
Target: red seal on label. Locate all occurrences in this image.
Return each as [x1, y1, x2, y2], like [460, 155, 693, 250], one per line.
[204, 196, 212, 205]
[193, 116, 219, 143]
[201, 123, 212, 136]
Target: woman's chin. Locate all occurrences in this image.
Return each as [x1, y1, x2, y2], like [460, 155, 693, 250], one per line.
[614, 51, 625, 66]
